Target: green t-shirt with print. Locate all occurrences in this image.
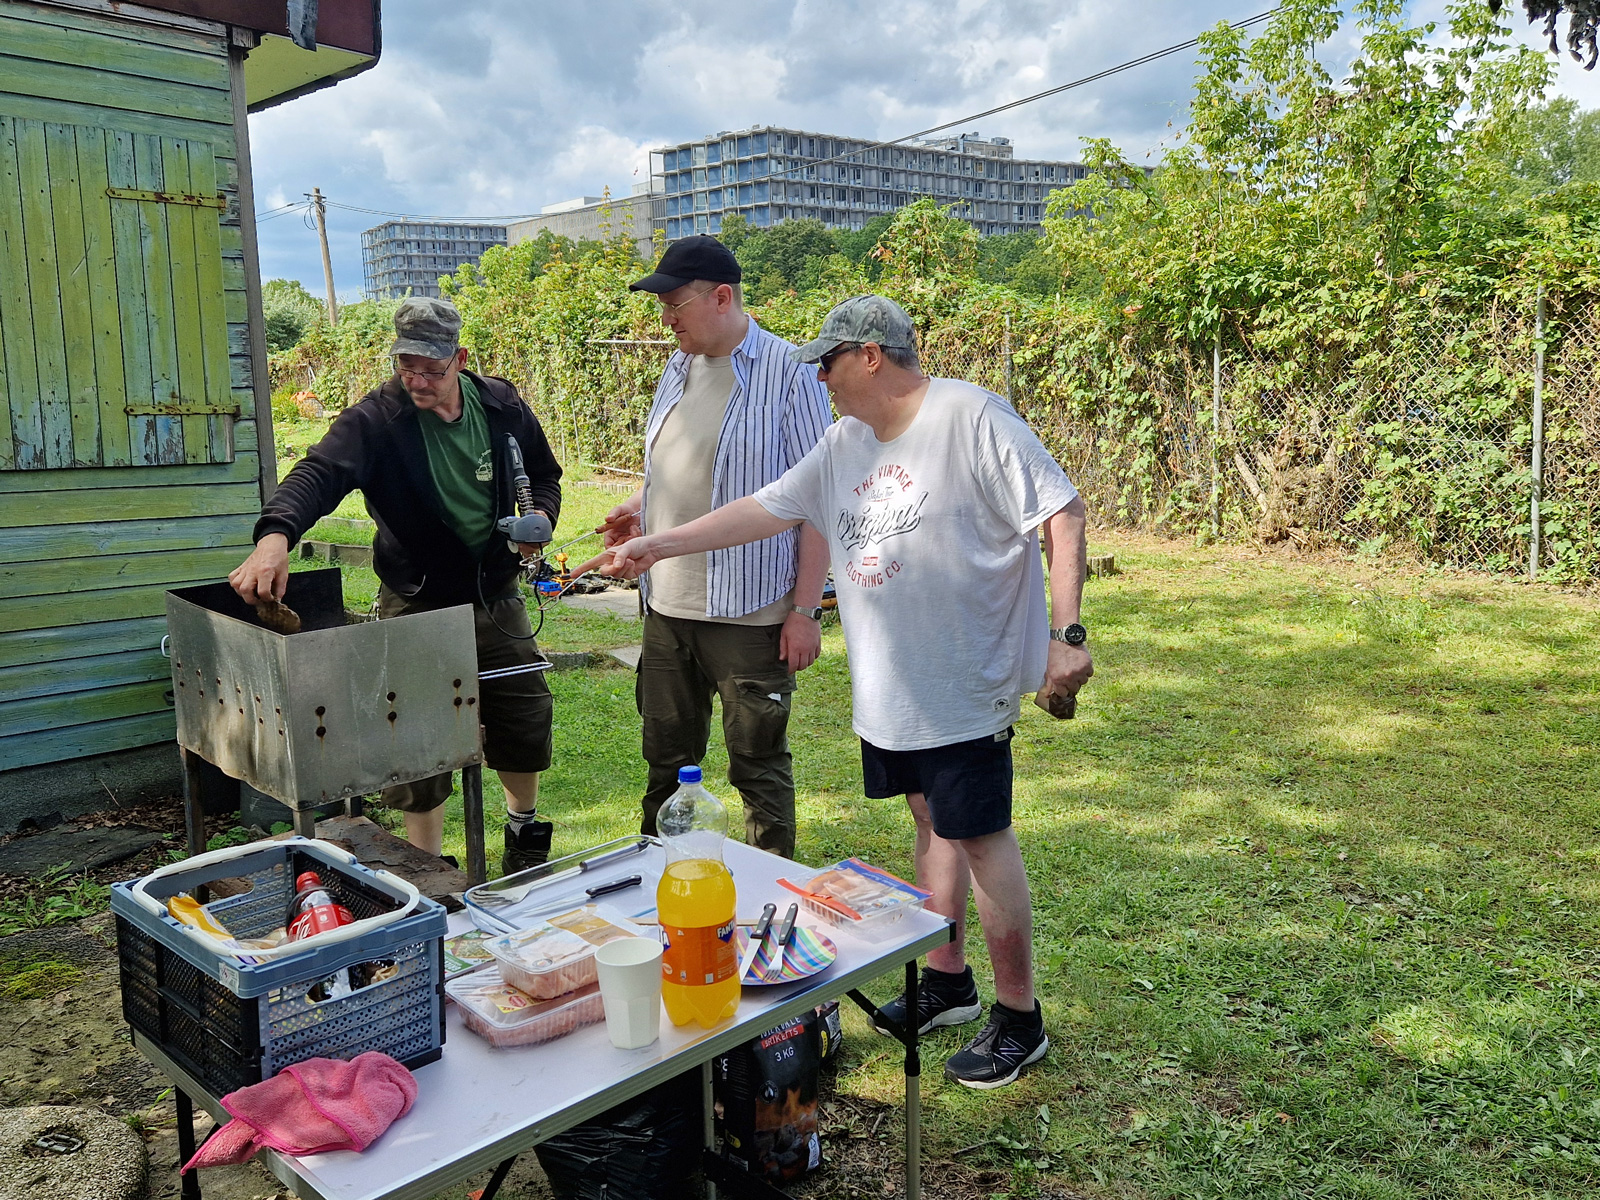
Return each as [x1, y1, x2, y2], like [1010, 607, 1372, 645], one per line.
[416, 373, 495, 558]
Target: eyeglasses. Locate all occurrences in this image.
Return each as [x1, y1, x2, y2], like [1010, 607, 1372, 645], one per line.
[656, 285, 718, 316]
[391, 357, 455, 382]
[817, 343, 863, 373]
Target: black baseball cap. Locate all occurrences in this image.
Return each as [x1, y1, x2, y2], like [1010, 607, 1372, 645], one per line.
[629, 235, 742, 294]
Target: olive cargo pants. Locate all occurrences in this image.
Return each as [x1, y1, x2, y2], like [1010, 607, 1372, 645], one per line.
[636, 610, 797, 859]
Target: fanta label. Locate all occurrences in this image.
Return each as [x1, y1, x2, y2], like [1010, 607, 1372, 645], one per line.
[660, 918, 737, 986]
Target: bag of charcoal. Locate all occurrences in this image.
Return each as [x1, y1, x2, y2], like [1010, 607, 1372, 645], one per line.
[713, 1009, 824, 1184]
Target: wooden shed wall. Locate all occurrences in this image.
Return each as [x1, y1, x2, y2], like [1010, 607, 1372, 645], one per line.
[0, 0, 264, 771]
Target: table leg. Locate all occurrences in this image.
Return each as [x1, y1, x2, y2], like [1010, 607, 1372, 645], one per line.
[175, 1088, 202, 1200]
[180, 749, 207, 860]
[463, 763, 486, 886]
[291, 806, 318, 838]
[702, 1059, 717, 1200]
[905, 959, 922, 1200]
[477, 1155, 518, 1200]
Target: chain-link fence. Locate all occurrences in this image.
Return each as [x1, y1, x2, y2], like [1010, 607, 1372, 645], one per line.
[541, 299, 1600, 579]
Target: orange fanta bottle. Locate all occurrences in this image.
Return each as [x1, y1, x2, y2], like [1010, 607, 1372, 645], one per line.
[656, 766, 739, 1028]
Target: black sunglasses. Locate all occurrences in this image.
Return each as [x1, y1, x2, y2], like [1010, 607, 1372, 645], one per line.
[818, 343, 863, 373]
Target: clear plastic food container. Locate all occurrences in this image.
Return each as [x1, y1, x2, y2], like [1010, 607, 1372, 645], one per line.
[446, 967, 605, 1048]
[779, 858, 932, 942]
[483, 906, 646, 999]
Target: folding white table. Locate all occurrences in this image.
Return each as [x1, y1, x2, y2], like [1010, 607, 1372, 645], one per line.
[139, 840, 954, 1200]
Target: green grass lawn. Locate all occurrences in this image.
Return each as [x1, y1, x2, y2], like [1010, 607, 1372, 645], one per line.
[326, 530, 1600, 1198]
[256, 422, 1600, 1195]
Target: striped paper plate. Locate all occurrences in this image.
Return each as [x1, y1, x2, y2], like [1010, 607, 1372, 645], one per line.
[737, 925, 837, 986]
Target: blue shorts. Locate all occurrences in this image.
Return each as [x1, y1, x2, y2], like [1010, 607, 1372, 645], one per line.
[860, 728, 1014, 841]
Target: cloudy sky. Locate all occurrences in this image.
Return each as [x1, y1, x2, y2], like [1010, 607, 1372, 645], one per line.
[248, 0, 1600, 299]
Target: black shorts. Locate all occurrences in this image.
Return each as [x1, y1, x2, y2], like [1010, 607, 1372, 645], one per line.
[860, 727, 1014, 841]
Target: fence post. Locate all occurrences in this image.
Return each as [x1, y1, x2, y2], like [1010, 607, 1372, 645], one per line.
[1002, 314, 1013, 404]
[1530, 285, 1546, 580]
[1212, 325, 1222, 538]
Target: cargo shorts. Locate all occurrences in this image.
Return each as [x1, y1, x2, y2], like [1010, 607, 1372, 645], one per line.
[377, 585, 554, 813]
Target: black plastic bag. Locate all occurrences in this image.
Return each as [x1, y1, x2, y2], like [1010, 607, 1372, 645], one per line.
[534, 1069, 701, 1200]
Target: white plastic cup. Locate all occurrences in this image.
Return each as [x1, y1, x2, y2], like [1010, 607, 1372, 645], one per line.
[595, 936, 664, 1050]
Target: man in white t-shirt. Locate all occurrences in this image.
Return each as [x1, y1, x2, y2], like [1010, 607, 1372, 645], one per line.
[585, 294, 1093, 1089]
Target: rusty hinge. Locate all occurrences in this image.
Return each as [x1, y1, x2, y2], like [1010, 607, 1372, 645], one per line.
[106, 186, 226, 210]
[125, 397, 241, 416]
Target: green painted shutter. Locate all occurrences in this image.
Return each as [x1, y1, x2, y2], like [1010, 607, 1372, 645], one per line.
[0, 114, 234, 469]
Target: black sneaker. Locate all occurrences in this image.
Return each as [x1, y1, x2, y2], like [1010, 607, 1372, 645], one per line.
[943, 1000, 1049, 1090]
[872, 965, 983, 1038]
[502, 818, 553, 876]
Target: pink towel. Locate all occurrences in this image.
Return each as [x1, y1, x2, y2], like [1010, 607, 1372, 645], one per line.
[183, 1052, 417, 1172]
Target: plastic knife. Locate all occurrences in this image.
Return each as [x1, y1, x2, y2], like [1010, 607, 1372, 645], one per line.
[738, 903, 776, 983]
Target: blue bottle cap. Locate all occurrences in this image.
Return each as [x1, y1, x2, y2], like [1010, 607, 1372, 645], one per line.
[677, 765, 703, 784]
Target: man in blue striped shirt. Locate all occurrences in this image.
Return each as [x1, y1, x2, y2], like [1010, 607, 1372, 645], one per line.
[602, 237, 833, 858]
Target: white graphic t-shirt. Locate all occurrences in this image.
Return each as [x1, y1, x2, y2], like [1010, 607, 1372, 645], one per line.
[754, 379, 1078, 750]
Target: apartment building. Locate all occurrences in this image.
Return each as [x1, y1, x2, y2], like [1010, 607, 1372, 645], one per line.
[505, 184, 662, 261]
[361, 220, 508, 299]
[654, 127, 1097, 241]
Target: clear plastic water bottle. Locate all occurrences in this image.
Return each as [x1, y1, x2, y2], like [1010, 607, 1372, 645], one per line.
[656, 766, 739, 1027]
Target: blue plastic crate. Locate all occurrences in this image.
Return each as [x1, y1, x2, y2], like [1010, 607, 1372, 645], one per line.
[113, 837, 446, 1096]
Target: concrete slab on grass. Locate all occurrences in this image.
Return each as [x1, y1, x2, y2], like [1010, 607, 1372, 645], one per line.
[0, 1105, 146, 1200]
[562, 589, 641, 619]
[607, 645, 641, 670]
[0, 826, 164, 876]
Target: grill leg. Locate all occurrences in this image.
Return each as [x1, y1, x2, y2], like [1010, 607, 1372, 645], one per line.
[180, 749, 207, 860]
[291, 806, 318, 838]
[463, 763, 486, 885]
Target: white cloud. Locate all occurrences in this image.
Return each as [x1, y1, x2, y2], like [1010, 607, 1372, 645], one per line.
[248, 1, 1600, 291]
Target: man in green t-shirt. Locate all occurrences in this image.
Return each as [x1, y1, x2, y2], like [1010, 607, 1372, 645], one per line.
[232, 298, 563, 874]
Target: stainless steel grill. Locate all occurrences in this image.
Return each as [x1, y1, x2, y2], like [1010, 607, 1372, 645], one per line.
[165, 569, 481, 810]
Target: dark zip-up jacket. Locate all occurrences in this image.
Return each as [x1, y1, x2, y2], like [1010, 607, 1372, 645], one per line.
[254, 372, 562, 608]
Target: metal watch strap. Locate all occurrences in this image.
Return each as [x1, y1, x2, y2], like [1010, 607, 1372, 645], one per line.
[1050, 623, 1087, 645]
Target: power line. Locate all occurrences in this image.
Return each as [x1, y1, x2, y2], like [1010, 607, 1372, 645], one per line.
[323, 199, 536, 223]
[255, 200, 307, 222]
[767, 7, 1282, 180]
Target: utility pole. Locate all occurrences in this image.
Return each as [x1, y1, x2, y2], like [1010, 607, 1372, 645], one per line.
[310, 187, 338, 325]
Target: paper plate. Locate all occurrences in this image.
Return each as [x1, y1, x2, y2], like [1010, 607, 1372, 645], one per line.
[737, 925, 837, 986]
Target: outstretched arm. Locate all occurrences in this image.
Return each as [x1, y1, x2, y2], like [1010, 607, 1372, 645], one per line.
[578, 496, 800, 579]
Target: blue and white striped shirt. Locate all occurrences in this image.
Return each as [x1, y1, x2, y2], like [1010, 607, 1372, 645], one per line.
[641, 317, 834, 618]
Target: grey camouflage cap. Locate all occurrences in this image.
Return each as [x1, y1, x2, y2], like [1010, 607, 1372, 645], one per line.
[389, 296, 461, 360]
[791, 294, 916, 364]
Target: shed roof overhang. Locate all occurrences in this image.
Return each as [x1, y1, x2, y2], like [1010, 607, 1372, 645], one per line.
[100, 0, 382, 110]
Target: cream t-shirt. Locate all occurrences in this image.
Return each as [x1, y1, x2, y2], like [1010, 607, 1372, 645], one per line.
[645, 354, 792, 625]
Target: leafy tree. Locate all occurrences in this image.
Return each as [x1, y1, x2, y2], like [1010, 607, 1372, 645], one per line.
[1495, 97, 1600, 187]
[727, 219, 841, 303]
[262, 278, 323, 353]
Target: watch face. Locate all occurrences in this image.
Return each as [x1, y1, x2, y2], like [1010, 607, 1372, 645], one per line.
[1064, 623, 1087, 646]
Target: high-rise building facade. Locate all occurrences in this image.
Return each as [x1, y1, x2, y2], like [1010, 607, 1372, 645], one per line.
[361, 220, 508, 299]
[653, 127, 1095, 242]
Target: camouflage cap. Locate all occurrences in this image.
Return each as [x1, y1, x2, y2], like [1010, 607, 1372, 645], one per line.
[389, 296, 461, 360]
[791, 294, 916, 364]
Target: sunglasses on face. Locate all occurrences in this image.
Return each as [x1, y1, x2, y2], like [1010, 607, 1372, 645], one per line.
[818, 343, 863, 373]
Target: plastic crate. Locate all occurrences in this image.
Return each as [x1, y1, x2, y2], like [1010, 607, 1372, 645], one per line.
[112, 837, 446, 1097]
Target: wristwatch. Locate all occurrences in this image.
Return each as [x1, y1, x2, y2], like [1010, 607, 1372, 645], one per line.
[793, 605, 823, 620]
[1049, 623, 1088, 646]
